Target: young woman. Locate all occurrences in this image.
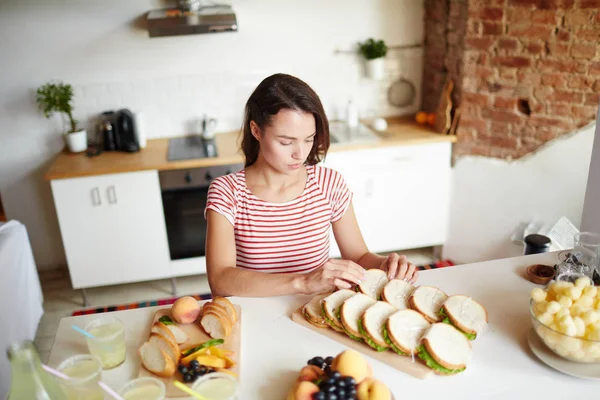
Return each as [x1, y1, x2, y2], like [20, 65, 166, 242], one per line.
[205, 74, 419, 297]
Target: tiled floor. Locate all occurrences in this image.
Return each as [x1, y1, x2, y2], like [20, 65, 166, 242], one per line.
[33, 248, 435, 363]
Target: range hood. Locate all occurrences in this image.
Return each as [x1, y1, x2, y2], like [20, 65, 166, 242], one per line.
[147, 5, 238, 38]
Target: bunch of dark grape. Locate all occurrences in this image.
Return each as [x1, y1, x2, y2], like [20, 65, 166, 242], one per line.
[177, 360, 216, 383]
[307, 356, 357, 400]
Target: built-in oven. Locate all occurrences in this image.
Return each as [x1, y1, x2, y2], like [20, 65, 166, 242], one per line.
[159, 163, 243, 260]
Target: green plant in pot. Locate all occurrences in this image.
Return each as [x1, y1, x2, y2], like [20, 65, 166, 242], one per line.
[36, 81, 87, 153]
[358, 38, 388, 80]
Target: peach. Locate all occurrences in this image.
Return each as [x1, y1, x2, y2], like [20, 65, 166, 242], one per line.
[331, 349, 372, 384]
[297, 365, 325, 382]
[287, 381, 319, 400]
[357, 378, 392, 400]
[171, 296, 201, 324]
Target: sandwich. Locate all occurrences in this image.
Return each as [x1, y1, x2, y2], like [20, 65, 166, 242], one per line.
[302, 293, 330, 329]
[321, 289, 356, 332]
[381, 279, 415, 310]
[357, 269, 389, 300]
[439, 295, 488, 340]
[408, 286, 448, 323]
[340, 293, 377, 341]
[416, 322, 472, 375]
[358, 301, 398, 351]
[383, 309, 431, 356]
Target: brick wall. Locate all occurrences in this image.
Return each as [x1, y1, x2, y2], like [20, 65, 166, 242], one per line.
[423, 0, 600, 160]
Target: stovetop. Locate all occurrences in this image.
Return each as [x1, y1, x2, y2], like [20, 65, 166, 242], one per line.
[167, 136, 218, 161]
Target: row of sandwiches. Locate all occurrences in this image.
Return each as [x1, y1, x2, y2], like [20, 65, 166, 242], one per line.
[302, 269, 488, 375]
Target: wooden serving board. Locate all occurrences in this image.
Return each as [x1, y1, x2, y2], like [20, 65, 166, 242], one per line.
[291, 308, 432, 380]
[139, 303, 242, 398]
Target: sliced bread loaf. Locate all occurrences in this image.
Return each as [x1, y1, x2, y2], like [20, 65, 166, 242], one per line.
[140, 341, 175, 378]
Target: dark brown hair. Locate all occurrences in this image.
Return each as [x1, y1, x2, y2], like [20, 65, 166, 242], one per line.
[241, 73, 330, 167]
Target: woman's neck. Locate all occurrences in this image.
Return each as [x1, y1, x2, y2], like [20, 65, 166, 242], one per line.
[247, 155, 305, 191]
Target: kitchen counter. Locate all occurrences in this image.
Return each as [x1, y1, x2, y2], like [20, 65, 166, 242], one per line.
[47, 252, 598, 399]
[44, 117, 456, 181]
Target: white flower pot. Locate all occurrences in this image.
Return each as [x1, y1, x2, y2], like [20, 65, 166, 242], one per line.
[65, 129, 88, 153]
[365, 58, 385, 80]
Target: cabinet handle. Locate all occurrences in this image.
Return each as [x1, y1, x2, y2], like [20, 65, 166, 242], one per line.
[107, 186, 117, 204]
[91, 187, 101, 206]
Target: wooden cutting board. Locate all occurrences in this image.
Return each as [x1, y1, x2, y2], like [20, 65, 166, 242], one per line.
[291, 308, 432, 380]
[139, 303, 242, 398]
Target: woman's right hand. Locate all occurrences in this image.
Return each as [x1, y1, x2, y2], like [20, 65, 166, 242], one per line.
[300, 259, 367, 294]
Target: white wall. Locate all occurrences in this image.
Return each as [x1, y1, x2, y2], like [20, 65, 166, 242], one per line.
[582, 111, 600, 234]
[444, 123, 596, 264]
[0, 0, 424, 269]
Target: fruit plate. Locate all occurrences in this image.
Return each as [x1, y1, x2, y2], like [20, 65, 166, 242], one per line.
[528, 328, 600, 380]
[291, 307, 432, 380]
[139, 303, 242, 397]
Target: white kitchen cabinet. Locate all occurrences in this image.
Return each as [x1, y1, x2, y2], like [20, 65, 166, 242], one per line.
[324, 142, 452, 257]
[51, 170, 171, 289]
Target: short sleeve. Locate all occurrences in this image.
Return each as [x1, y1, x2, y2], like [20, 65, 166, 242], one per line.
[329, 170, 353, 223]
[204, 176, 237, 226]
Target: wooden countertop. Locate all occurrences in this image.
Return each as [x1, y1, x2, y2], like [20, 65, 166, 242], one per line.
[44, 116, 456, 181]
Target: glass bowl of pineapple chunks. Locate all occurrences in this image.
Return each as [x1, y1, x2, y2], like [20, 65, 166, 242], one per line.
[530, 275, 600, 363]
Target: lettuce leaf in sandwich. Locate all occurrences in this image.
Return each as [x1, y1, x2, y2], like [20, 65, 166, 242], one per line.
[321, 304, 341, 330]
[381, 325, 407, 356]
[357, 319, 387, 352]
[439, 309, 477, 340]
[416, 345, 465, 375]
[335, 308, 363, 342]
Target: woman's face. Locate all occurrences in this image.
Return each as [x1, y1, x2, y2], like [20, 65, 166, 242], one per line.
[252, 109, 316, 174]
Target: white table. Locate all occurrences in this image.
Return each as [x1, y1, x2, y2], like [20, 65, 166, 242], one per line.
[48, 252, 600, 399]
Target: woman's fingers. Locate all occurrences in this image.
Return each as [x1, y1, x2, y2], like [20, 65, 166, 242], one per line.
[409, 269, 419, 284]
[327, 265, 364, 285]
[396, 255, 409, 281]
[333, 278, 351, 289]
[405, 262, 416, 282]
[327, 259, 367, 282]
[385, 253, 400, 280]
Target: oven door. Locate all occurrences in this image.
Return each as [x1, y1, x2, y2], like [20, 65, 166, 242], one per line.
[161, 186, 208, 260]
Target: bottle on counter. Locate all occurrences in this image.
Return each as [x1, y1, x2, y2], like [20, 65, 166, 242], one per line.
[7, 340, 67, 400]
[346, 99, 359, 129]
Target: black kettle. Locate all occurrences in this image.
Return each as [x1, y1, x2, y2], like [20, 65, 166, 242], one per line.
[114, 109, 140, 152]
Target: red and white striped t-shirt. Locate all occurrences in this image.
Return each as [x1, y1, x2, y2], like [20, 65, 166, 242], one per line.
[205, 165, 352, 274]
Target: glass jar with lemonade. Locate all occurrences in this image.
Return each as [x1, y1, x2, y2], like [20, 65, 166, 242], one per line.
[56, 354, 103, 400]
[191, 372, 239, 400]
[84, 314, 126, 369]
[118, 377, 166, 400]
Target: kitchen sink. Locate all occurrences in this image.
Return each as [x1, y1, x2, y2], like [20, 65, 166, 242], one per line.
[329, 121, 381, 145]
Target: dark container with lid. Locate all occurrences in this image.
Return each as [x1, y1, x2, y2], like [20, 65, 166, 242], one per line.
[524, 234, 551, 255]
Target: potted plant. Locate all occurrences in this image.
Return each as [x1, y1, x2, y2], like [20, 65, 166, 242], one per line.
[358, 38, 388, 80]
[36, 81, 87, 153]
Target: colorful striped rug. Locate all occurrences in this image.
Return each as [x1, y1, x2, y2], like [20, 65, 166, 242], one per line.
[71, 260, 455, 316]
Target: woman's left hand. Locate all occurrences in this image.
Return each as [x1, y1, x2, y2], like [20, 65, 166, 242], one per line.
[380, 253, 418, 283]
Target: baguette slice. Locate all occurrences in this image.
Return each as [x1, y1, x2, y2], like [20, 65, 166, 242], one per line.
[140, 341, 176, 378]
[381, 279, 415, 310]
[419, 323, 471, 374]
[440, 295, 488, 339]
[149, 333, 180, 364]
[384, 309, 431, 356]
[360, 301, 397, 350]
[357, 269, 389, 300]
[213, 297, 237, 323]
[409, 286, 448, 323]
[166, 324, 189, 344]
[322, 289, 356, 332]
[151, 322, 178, 347]
[340, 293, 376, 340]
[201, 311, 231, 339]
[303, 293, 330, 329]
[204, 303, 234, 325]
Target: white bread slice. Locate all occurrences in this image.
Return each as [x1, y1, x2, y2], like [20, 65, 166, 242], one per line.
[381, 279, 415, 310]
[357, 269, 389, 300]
[441, 295, 488, 335]
[213, 297, 237, 323]
[409, 286, 448, 323]
[303, 293, 329, 328]
[322, 289, 356, 331]
[422, 323, 471, 371]
[204, 303, 234, 326]
[151, 322, 178, 347]
[140, 341, 176, 378]
[166, 324, 189, 344]
[149, 333, 180, 364]
[361, 301, 397, 348]
[201, 312, 230, 339]
[386, 309, 431, 355]
[340, 293, 376, 338]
